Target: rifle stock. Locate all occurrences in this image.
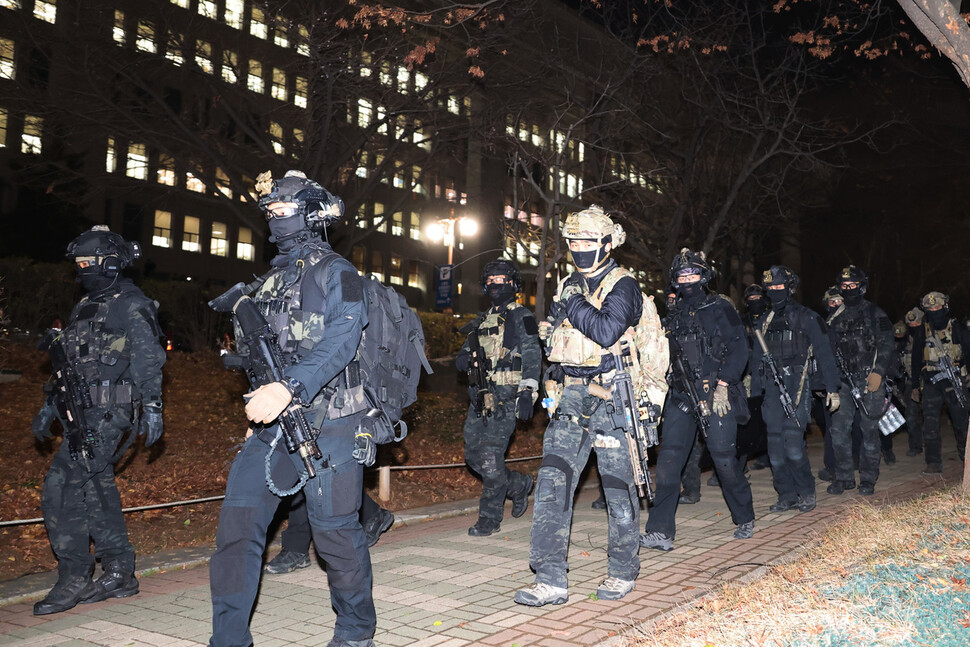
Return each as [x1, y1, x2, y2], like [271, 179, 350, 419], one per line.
[753, 330, 797, 418]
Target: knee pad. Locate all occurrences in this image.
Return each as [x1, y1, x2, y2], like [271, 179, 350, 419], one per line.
[601, 474, 635, 522]
[480, 452, 503, 480]
[536, 455, 573, 511]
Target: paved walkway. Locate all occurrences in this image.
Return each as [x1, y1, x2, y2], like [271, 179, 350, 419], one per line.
[0, 431, 964, 647]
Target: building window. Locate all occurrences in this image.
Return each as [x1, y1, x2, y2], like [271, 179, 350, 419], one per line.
[355, 151, 368, 179]
[156, 154, 175, 186]
[352, 246, 365, 273]
[270, 121, 283, 155]
[237, 227, 254, 261]
[0, 38, 13, 80]
[447, 95, 460, 115]
[373, 202, 386, 233]
[182, 216, 200, 252]
[210, 221, 228, 256]
[112, 11, 125, 46]
[0, 0, 21, 9]
[370, 250, 384, 282]
[224, 0, 243, 29]
[294, 76, 307, 108]
[135, 21, 156, 54]
[125, 143, 147, 179]
[409, 213, 420, 241]
[392, 211, 403, 237]
[186, 171, 205, 193]
[296, 25, 310, 56]
[170, 0, 188, 8]
[396, 65, 410, 90]
[379, 61, 393, 87]
[271, 67, 286, 101]
[293, 127, 303, 152]
[416, 126, 431, 152]
[359, 51, 372, 77]
[0, 107, 6, 148]
[389, 255, 403, 286]
[196, 41, 212, 74]
[197, 0, 216, 19]
[356, 203, 367, 229]
[247, 59, 263, 93]
[412, 166, 425, 195]
[376, 105, 387, 134]
[415, 70, 428, 91]
[165, 32, 183, 66]
[357, 98, 372, 128]
[153, 210, 172, 248]
[221, 50, 237, 84]
[250, 7, 267, 39]
[216, 168, 232, 198]
[274, 20, 288, 48]
[105, 137, 116, 172]
[407, 261, 421, 288]
[33, 0, 55, 23]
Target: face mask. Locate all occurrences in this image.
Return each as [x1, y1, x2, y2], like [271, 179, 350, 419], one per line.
[268, 214, 309, 251]
[746, 299, 767, 316]
[927, 308, 949, 330]
[765, 287, 790, 308]
[570, 248, 602, 272]
[487, 283, 516, 306]
[677, 282, 703, 300]
[841, 287, 862, 306]
[77, 270, 114, 293]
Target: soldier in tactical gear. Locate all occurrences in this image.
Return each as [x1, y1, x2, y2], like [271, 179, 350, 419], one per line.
[741, 284, 771, 472]
[207, 171, 377, 647]
[902, 308, 925, 456]
[641, 248, 755, 552]
[455, 258, 540, 537]
[825, 265, 894, 496]
[31, 226, 165, 615]
[910, 292, 970, 473]
[515, 206, 665, 606]
[814, 285, 844, 482]
[752, 266, 841, 513]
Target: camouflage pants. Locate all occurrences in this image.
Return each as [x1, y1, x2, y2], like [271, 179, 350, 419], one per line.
[529, 384, 639, 589]
[41, 408, 134, 580]
[762, 378, 815, 502]
[921, 379, 969, 467]
[463, 385, 531, 525]
[829, 381, 884, 486]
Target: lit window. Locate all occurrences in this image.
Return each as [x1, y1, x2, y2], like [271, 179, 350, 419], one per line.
[379, 61, 393, 87]
[392, 165, 405, 189]
[407, 261, 421, 288]
[210, 221, 228, 256]
[224, 0, 243, 29]
[293, 127, 303, 150]
[414, 70, 428, 91]
[247, 59, 263, 93]
[170, 0, 188, 8]
[359, 51, 371, 77]
[355, 151, 368, 178]
[153, 210, 172, 248]
[250, 7, 267, 39]
[567, 173, 577, 197]
[370, 250, 383, 282]
[357, 203, 367, 229]
[33, 0, 55, 23]
[274, 19, 288, 48]
[186, 172, 205, 193]
[112, 11, 125, 46]
[352, 246, 365, 273]
[531, 125, 542, 147]
[391, 211, 403, 237]
[373, 202, 386, 233]
[294, 76, 307, 108]
[0, 1, 21, 8]
[221, 50, 237, 83]
[135, 21, 155, 53]
[165, 33, 183, 66]
[389, 254, 403, 285]
[271, 67, 286, 101]
[237, 227, 254, 260]
[270, 121, 283, 155]
[156, 154, 175, 185]
[412, 166, 425, 195]
[197, 0, 216, 19]
[396, 65, 409, 90]
[125, 142, 147, 179]
[216, 168, 232, 198]
[1, 38, 15, 80]
[409, 217, 421, 240]
[105, 137, 116, 172]
[416, 126, 431, 152]
[196, 41, 212, 74]
[448, 95, 460, 115]
[357, 98, 372, 128]
[578, 142, 585, 162]
[445, 179, 457, 202]
[182, 216, 200, 252]
[376, 105, 386, 134]
[394, 115, 407, 141]
[0, 107, 6, 148]
[464, 96, 472, 113]
[296, 25, 309, 56]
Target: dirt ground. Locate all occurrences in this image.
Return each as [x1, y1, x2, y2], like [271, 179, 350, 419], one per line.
[0, 343, 544, 582]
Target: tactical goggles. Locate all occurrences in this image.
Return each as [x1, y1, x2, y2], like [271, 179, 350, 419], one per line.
[264, 203, 300, 219]
[75, 256, 98, 269]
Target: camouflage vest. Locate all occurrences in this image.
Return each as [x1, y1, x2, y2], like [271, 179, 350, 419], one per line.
[548, 267, 669, 411]
[477, 303, 524, 387]
[60, 293, 133, 406]
[923, 320, 963, 371]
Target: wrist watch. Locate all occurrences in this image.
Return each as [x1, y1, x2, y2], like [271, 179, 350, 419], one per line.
[282, 377, 308, 405]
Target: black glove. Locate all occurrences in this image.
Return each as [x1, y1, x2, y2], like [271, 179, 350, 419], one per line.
[32, 400, 56, 441]
[353, 419, 377, 467]
[516, 390, 535, 421]
[139, 402, 164, 447]
[456, 351, 470, 373]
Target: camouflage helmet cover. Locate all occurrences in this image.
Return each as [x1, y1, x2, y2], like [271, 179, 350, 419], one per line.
[905, 307, 924, 325]
[255, 170, 345, 231]
[822, 285, 842, 303]
[561, 205, 626, 247]
[920, 291, 949, 309]
[893, 321, 906, 337]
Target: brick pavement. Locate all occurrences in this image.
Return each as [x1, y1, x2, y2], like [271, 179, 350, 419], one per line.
[0, 430, 963, 647]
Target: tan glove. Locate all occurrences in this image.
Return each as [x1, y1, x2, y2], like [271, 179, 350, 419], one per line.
[244, 382, 293, 424]
[911, 388, 921, 403]
[538, 321, 552, 342]
[865, 372, 882, 392]
[712, 383, 731, 417]
[826, 392, 841, 413]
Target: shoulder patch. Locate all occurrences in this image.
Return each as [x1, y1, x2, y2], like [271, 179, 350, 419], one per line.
[522, 312, 539, 336]
[340, 270, 363, 303]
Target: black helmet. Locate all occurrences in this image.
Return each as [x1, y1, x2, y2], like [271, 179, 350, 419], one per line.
[66, 225, 141, 277]
[480, 258, 521, 294]
[762, 265, 799, 294]
[837, 265, 868, 295]
[743, 284, 765, 300]
[669, 248, 713, 285]
[256, 170, 345, 232]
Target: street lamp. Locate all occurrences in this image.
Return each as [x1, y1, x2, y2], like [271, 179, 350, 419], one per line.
[426, 215, 477, 265]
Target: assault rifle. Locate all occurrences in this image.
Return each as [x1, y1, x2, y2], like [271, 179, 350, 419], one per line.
[926, 337, 970, 410]
[669, 347, 711, 438]
[834, 348, 874, 418]
[590, 369, 659, 502]
[39, 329, 99, 461]
[834, 348, 905, 434]
[459, 318, 492, 424]
[218, 295, 323, 479]
[753, 330, 796, 418]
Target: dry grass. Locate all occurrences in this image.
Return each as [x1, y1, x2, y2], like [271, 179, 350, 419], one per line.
[623, 489, 970, 647]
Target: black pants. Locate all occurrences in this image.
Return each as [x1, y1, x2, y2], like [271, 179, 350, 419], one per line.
[921, 379, 969, 467]
[279, 488, 382, 553]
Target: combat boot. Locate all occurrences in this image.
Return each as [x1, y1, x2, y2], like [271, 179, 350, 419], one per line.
[734, 520, 755, 539]
[769, 498, 797, 513]
[81, 571, 139, 604]
[858, 482, 875, 496]
[596, 577, 635, 601]
[33, 575, 96, 615]
[513, 582, 568, 606]
[678, 490, 700, 504]
[826, 480, 855, 495]
[363, 508, 395, 547]
[327, 639, 376, 647]
[796, 494, 816, 512]
[468, 518, 500, 537]
[510, 474, 534, 518]
[263, 550, 311, 574]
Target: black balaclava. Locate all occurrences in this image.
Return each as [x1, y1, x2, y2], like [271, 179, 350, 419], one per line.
[927, 307, 949, 331]
[765, 287, 791, 310]
[77, 268, 115, 293]
[677, 280, 704, 301]
[570, 249, 600, 272]
[746, 298, 768, 316]
[841, 286, 863, 307]
[267, 213, 310, 253]
[487, 283, 516, 307]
